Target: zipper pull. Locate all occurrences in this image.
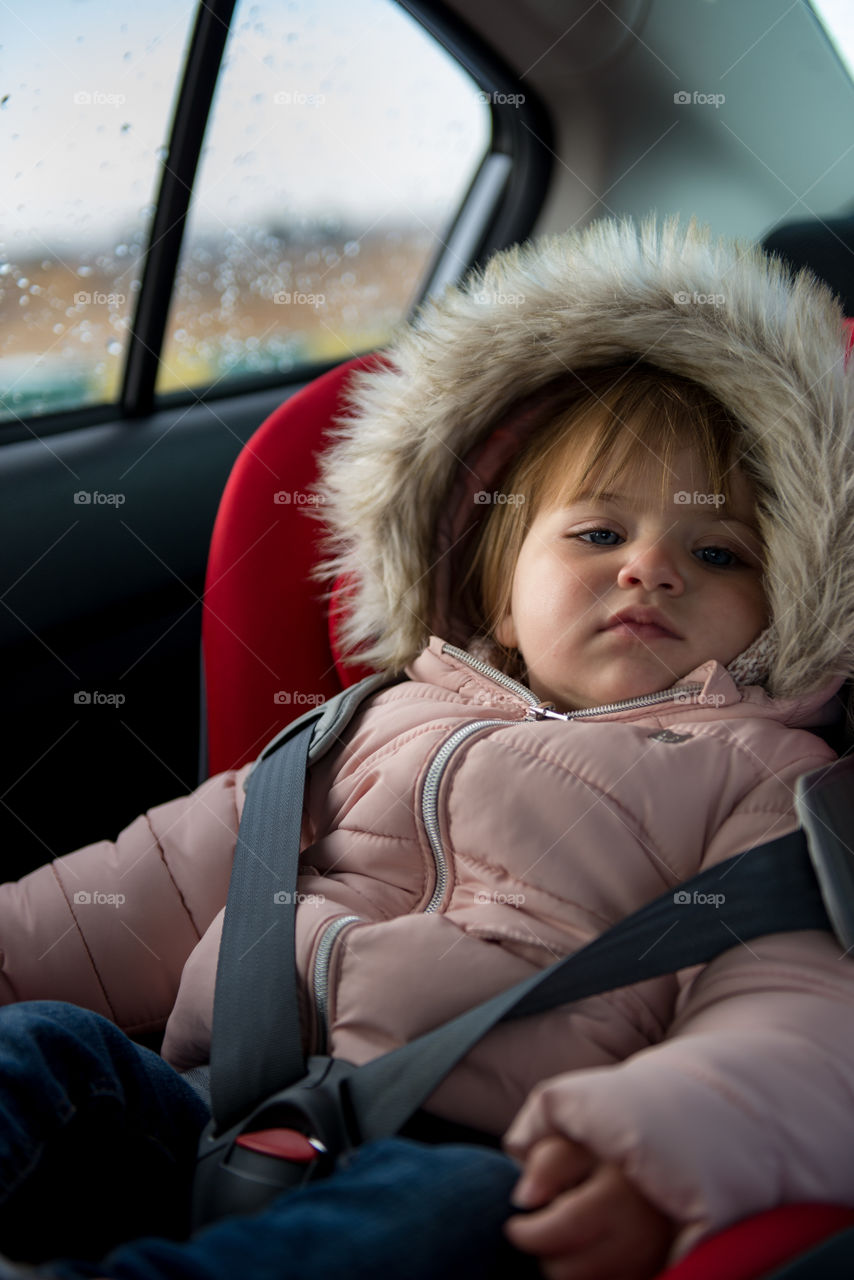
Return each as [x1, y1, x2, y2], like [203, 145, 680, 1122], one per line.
[525, 702, 569, 721]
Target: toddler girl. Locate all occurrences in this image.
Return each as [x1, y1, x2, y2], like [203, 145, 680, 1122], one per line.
[1, 218, 854, 1280]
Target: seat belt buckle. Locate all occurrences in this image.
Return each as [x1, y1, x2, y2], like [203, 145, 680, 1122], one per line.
[193, 1115, 337, 1230]
[192, 1055, 357, 1230]
[235, 1127, 328, 1164]
[223, 1127, 330, 1200]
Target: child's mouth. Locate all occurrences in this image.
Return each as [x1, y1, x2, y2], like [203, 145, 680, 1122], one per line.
[604, 621, 678, 641]
[601, 609, 682, 641]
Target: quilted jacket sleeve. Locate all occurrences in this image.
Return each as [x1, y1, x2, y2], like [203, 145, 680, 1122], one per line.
[0, 767, 249, 1037]
[503, 762, 854, 1265]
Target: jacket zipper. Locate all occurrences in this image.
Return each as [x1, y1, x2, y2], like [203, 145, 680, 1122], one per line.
[440, 642, 706, 719]
[440, 645, 706, 716]
[312, 643, 706, 1048]
[312, 913, 361, 1054]
[421, 718, 524, 912]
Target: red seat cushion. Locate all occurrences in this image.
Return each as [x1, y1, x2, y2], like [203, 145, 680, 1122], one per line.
[203, 353, 383, 775]
[658, 1203, 854, 1280]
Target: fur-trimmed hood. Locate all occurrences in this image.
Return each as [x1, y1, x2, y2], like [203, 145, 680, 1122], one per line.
[315, 216, 854, 701]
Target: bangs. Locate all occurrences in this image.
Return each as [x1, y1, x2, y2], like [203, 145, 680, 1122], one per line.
[530, 368, 741, 516]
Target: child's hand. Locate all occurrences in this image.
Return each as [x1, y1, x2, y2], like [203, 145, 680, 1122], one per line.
[503, 1134, 677, 1280]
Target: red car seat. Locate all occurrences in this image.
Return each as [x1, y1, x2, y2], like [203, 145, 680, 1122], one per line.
[201, 348, 854, 1278]
[202, 353, 381, 777]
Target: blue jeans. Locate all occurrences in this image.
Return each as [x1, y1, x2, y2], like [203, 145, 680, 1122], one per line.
[0, 1002, 538, 1280]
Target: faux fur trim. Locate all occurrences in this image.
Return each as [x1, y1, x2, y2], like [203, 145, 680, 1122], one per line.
[726, 625, 778, 689]
[313, 216, 854, 700]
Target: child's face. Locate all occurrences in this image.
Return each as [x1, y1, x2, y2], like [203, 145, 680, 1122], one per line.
[494, 446, 768, 711]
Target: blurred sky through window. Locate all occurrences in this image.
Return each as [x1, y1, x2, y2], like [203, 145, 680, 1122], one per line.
[0, 0, 489, 254]
[0, 0, 489, 415]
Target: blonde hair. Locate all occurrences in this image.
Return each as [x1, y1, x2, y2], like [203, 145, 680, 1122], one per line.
[461, 363, 760, 680]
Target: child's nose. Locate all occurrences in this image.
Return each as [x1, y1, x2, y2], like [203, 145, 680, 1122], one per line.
[616, 544, 685, 594]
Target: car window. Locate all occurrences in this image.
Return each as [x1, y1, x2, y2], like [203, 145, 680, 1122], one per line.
[0, 0, 197, 425]
[156, 0, 490, 399]
[0, 0, 490, 426]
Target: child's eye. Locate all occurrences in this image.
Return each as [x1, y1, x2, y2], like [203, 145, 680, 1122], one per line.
[574, 530, 749, 568]
[577, 527, 622, 546]
[695, 545, 741, 567]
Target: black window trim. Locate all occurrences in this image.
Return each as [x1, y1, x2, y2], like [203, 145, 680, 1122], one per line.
[121, 0, 236, 418]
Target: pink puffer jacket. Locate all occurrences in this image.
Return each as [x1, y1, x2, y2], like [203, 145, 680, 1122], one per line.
[1, 636, 851, 1263]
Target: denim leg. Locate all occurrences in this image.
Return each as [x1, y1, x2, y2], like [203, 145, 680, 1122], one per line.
[52, 1138, 541, 1280]
[0, 1001, 209, 1265]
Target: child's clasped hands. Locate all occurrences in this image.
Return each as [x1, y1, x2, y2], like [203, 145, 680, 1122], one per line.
[505, 1133, 678, 1280]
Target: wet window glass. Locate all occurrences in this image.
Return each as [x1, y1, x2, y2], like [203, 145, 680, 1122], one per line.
[156, 0, 490, 396]
[0, 0, 196, 424]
